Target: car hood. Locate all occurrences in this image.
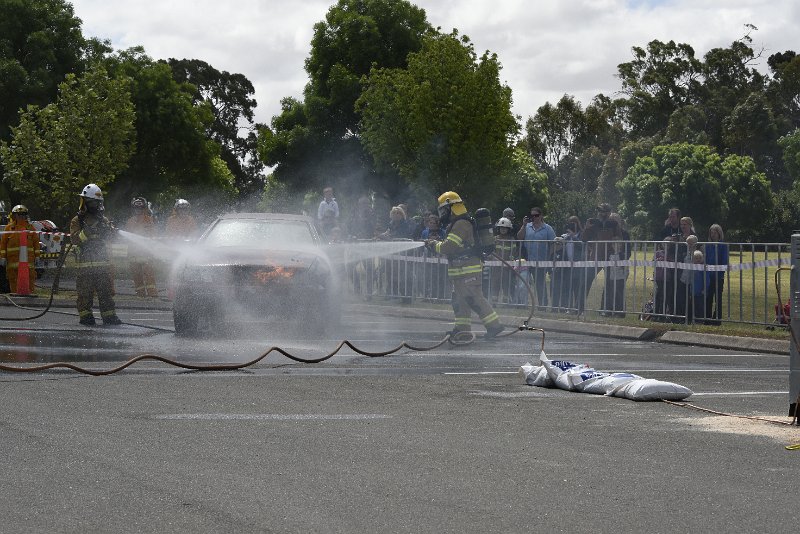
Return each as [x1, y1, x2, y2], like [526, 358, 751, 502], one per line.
[179, 246, 328, 270]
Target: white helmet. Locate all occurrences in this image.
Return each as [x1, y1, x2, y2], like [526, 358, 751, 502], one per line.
[495, 217, 513, 229]
[79, 183, 104, 201]
[174, 198, 190, 209]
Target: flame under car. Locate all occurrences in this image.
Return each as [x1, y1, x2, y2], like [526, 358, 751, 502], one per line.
[171, 213, 338, 336]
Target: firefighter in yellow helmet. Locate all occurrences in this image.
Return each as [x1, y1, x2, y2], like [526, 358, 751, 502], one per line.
[69, 184, 122, 326]
[0, 205, 40, 294]
[125, 196, 158, 298]
[425, 192, 504, 339]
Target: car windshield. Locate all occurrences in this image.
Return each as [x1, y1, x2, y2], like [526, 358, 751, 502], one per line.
[202, 219, 317, 248]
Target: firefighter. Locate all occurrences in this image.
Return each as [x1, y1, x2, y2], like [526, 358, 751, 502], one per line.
[125, 197, 159, 298]
[0, 202, 9, 293]
[425, 192, 504, 339]
[69, 184, 122, 326]
[0, 205, 40, 294]
[165, 198, 198, 238]
[491, 217, 517, 303]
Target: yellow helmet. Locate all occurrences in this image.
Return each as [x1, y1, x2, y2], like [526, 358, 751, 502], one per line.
[437, 191, 466, 217]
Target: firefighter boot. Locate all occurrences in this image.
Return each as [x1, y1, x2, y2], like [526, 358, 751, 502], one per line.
[483, 323, 505, 340]
[79, 315, 96, 326]
[103, 315, 123, 326]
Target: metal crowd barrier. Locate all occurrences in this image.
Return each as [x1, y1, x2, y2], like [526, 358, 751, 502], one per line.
[340, 238, 792, 327]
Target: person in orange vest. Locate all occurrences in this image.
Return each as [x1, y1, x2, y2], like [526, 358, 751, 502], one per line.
[70, 184, 122, 326]
[0, 205, 40, 294]
[125, 197, 159, 298]
[165, 198, 198, 238]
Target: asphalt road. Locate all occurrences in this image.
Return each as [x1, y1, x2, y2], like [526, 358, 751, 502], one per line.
[0, 302, 798, 533]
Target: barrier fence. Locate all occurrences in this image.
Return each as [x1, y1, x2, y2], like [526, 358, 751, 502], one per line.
[342, 239, 792, 327]
[2, 229, 791, 327]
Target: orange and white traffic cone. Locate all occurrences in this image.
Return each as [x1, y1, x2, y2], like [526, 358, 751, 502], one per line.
[16, 230, 31, 296]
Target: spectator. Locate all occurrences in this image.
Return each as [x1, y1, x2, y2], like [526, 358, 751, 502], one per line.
[679, 216, 696, 240]
[551, 216, 585, 314]
[675, 233, 698, 322]
[600, 213, 631, 317]
[420, 214, 445, 240]
[378, 206, 413, 303]
[658, 207, 681, 240]
[317, 186, 340, 237]
[704, 223, 728, 326]
[652, 239, 669, 320]
[581, 203, 622, 310]
[327, 226, 343, 244]
[516, 206, 555, 309]
[348, 195, 377, 240]
[689, 249, 706, 324]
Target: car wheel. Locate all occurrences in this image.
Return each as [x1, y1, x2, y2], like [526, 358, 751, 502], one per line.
[173, 297, 198, 336]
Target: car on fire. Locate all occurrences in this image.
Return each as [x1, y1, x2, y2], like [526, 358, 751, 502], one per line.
[170, 213, 339, 336]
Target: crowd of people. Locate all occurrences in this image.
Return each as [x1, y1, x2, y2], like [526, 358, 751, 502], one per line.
[316, 185, 729, 325]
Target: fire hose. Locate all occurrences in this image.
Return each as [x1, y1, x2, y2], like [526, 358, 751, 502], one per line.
[0, 243, 545, 374]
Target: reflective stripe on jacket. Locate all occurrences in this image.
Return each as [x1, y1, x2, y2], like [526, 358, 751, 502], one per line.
[0, 222, 40, 267]
[434, 217, 482, 278]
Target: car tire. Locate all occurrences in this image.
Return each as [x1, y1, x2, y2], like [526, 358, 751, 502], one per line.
[173, 297, 199, 336]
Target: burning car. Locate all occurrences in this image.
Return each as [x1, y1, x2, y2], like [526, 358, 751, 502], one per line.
[170, 213, 339, 336]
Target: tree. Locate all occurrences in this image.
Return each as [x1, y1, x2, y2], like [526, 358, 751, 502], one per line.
[356, 31, 519, 207]
[0, 65, 135, 225]
[617, 143, 771, 239]
[261, 0, 432, 198]
[102, 48, 235, 209]
[698, 32, 765, 149]
[778, 128, 800, 181]
[0, 0, 87, 141]
[167, 58, 265, 204]
[524, 95, 587, 190]
[616, 40, 703, 137]
[719, 154, 772, 238]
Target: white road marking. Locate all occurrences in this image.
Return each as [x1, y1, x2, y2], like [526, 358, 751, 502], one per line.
[155, 413, 391, 421]
[689, 391, 789, 396]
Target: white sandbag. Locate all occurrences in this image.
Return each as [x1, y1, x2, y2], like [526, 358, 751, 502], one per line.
[590, 373, 642, 395]
[539, 351, 591, 391]
[518, 363, 553, 387]
[610, 378, 693, 401]
[567, 370, 610, 393]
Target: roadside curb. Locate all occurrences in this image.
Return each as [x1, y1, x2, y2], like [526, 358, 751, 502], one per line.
[658, 330, 789, 354]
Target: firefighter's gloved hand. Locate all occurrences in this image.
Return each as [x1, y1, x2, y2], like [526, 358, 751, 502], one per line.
[424, 239, 437, 252]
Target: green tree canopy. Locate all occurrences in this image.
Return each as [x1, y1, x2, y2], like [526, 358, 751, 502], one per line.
[168, 58, 264, 204]
[102, 48, 235, 209]
[0, 65, 135, 225]
[356, 31, 519, 207]
[0, 0, 87, 141]
[260, 0, 432, 200]
[618, 143, 771, 238]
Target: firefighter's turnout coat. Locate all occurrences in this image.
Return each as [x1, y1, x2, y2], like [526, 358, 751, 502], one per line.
[70, 212, 119, 322]
[0, 220, 40, 293]
[433, 215, 500, 333]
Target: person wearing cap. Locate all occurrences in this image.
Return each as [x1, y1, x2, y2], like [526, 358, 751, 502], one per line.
[125, 197, 158, 298]
[0, 205, 41, 294]
[70, 184, 122, 326]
